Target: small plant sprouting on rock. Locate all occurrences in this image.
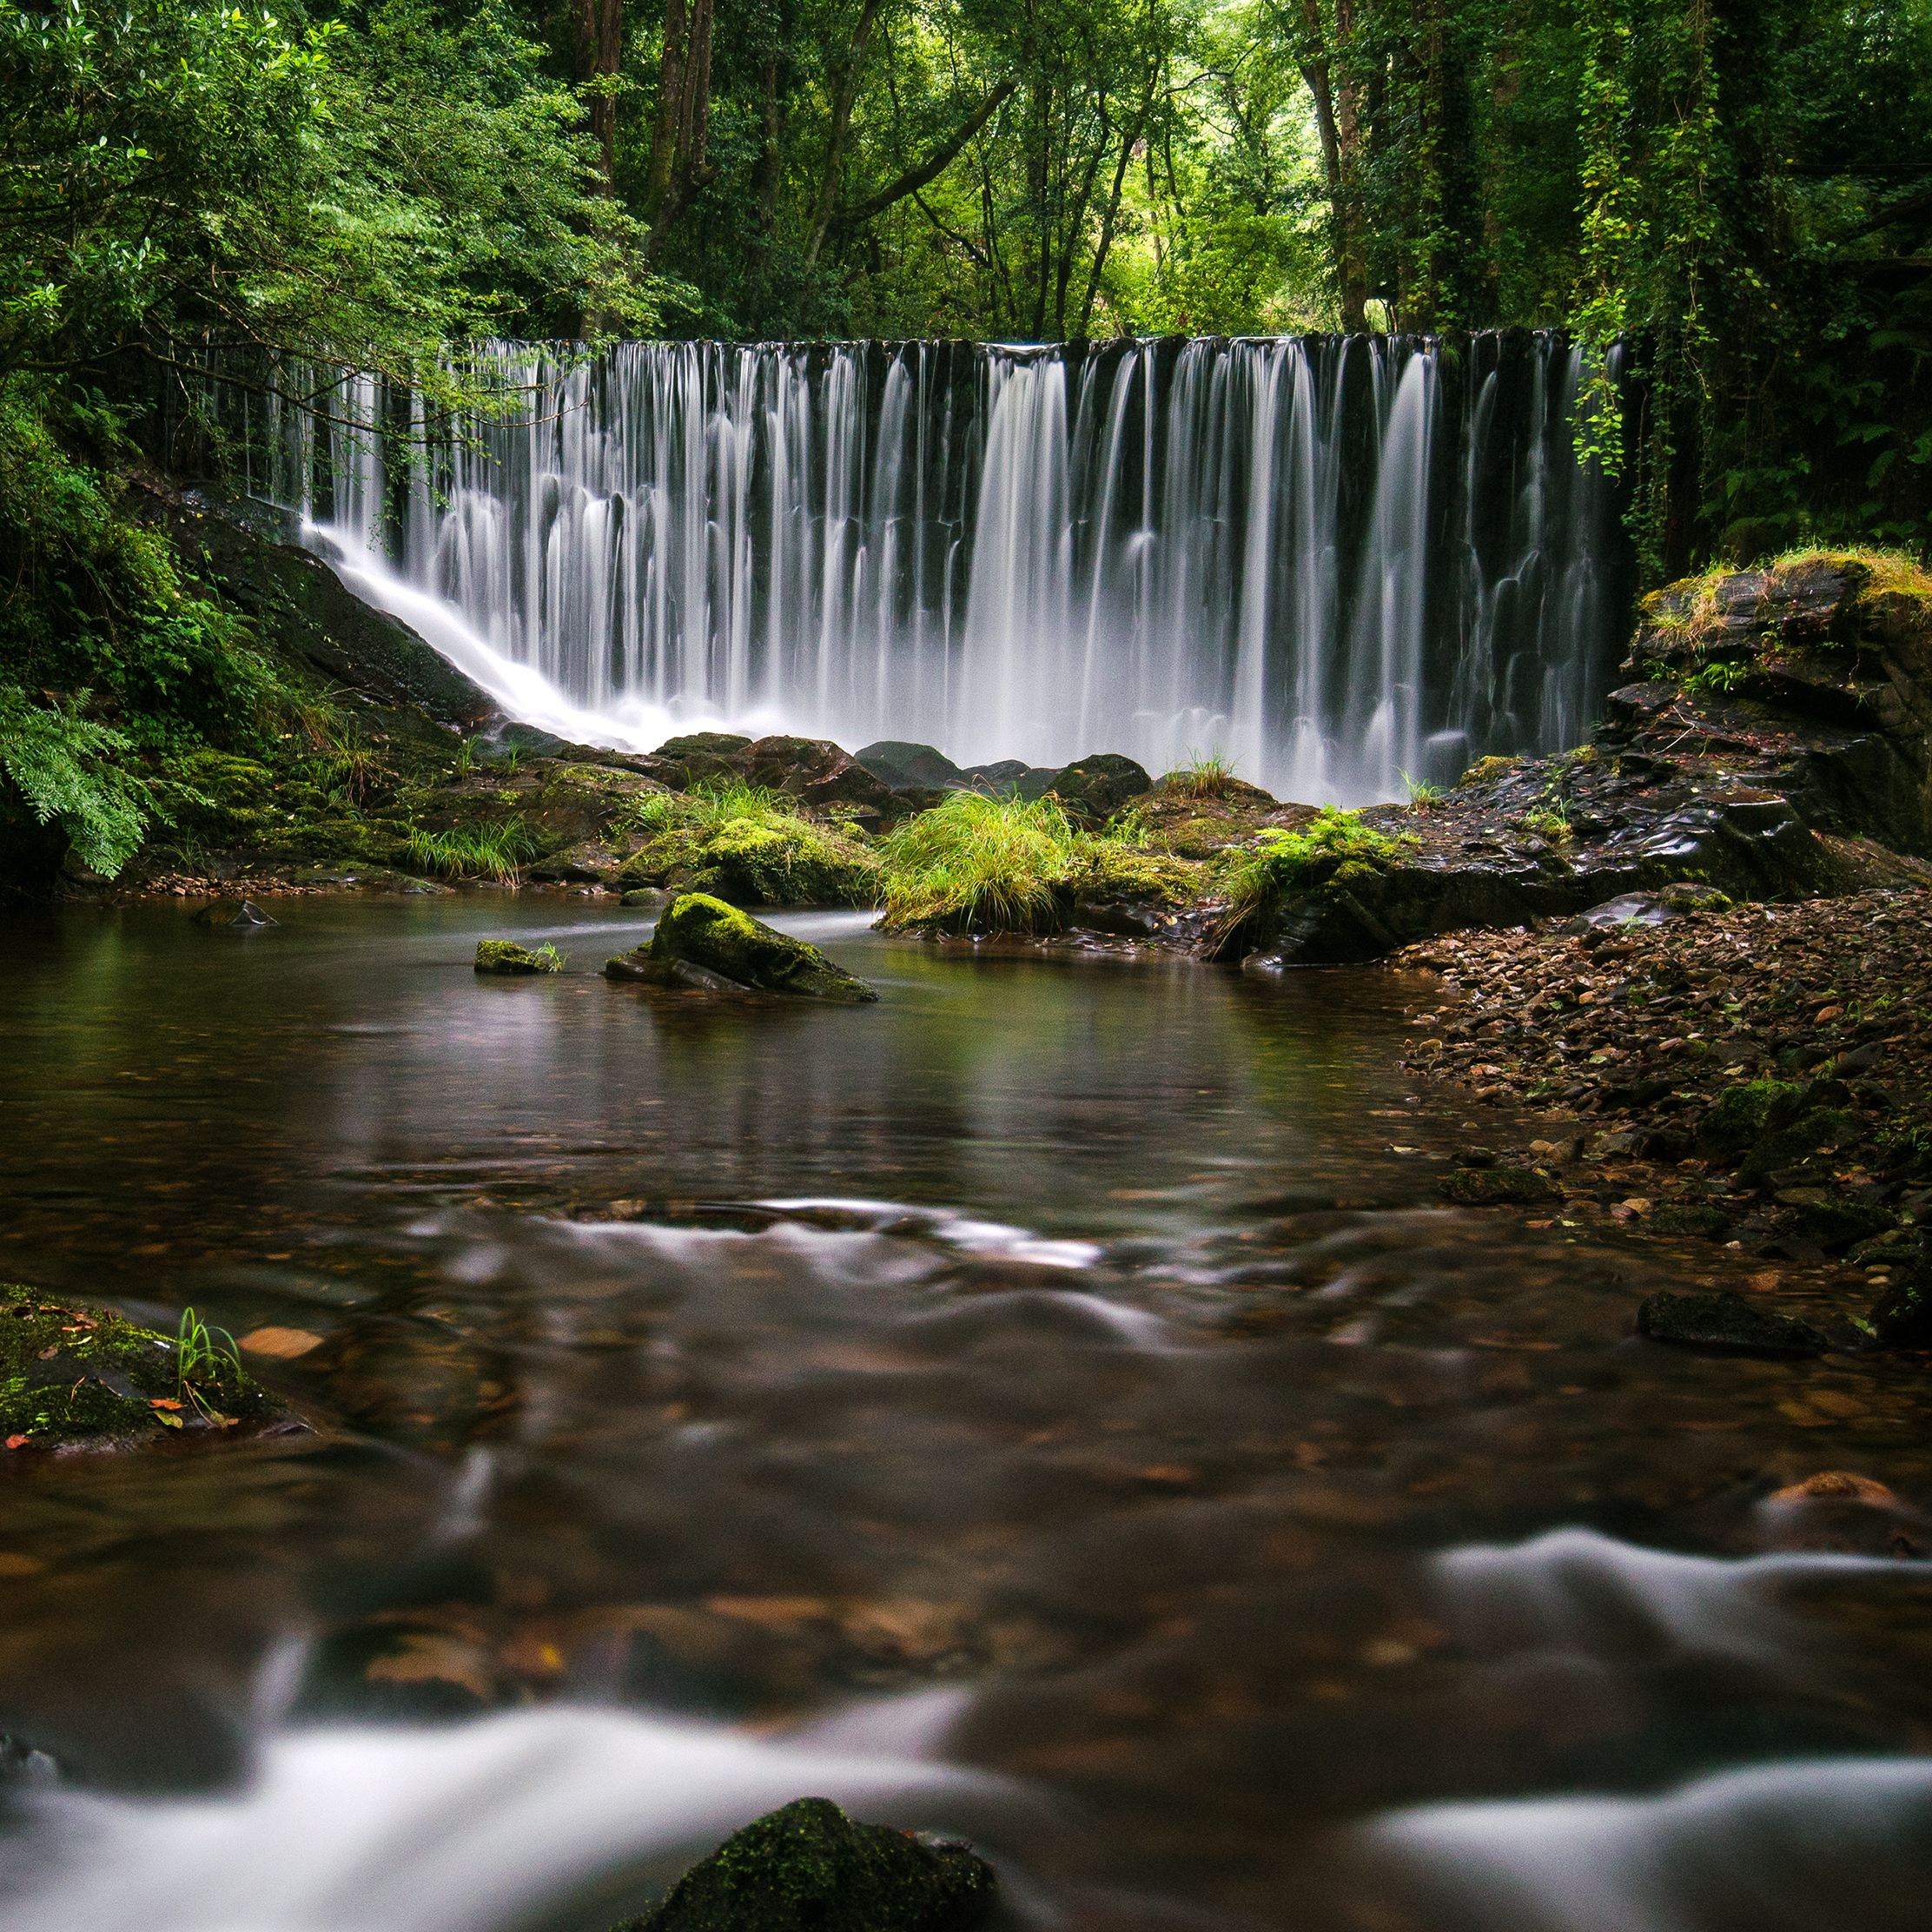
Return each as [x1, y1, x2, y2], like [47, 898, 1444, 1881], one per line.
[1399, 769, 1443, 810]
[175, 1307, 243, 1423]
[1685, 658, 1750, 695]
[531, 942, 566, 972]
[475, 939, 566, 974]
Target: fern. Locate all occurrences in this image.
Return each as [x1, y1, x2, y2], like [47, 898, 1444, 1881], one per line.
[0, 686, 152, 876]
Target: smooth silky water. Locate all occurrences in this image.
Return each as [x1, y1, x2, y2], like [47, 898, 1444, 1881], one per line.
[3, 897, 1932, 1932]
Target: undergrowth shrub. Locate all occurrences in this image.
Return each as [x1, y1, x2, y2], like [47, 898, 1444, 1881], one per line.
[407, 817, 533, 882]
[0, 688, 156, 875]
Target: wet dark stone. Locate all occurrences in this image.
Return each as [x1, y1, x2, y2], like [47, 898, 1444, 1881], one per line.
[1043, 752, 1153, 820]
[193, 897, 278, 929]
[854, 742, 967, 791]
[615, 1797, 996, 1932]
[1439, 1167, 1559, 1206]
[1636, 1290, 1829, 1354]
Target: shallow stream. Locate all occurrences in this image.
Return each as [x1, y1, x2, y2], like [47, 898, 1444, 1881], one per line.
[3, 898, 1930, 1931]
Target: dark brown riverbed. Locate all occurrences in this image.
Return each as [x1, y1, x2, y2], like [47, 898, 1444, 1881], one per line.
[2, 896, 1929, 1932]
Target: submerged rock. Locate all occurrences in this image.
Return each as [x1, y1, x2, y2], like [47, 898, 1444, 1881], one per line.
[1637, 1289, 1829, 1353]
[474, 940, 565, 975]
[193, 897, 277, 928]
[0, 1283, 294, 1451]
[641, 893, 877, 1002]
[1869, 1266, 1932, 1347]
[614, 1796, 996, 1932]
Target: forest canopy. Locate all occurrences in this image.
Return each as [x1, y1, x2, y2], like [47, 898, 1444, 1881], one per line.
[2, 0, 1929, 562]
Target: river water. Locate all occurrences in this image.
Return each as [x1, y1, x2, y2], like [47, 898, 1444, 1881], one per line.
[3, 897, 1930, 1932]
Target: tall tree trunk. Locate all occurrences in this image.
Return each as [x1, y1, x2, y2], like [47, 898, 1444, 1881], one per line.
[749, 59, 786, 266]
[1298, 0, 1367, 330]
[573, 0, 624, 189]
[804, 0, 888, 264]
[641, 0, 716, 261]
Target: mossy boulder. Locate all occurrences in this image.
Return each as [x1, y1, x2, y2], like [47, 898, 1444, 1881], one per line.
[618, 812, 878, 909]
[614, 1796, 996, 1932]
[1, 1284, 289, 1450]
[648, 893, 877, 1002]
[1696, 1081, 1802, 1159]
[1636, 1289, 1828, 1354]
[475, 940, 564, 975]
[655, 733, 753, 759]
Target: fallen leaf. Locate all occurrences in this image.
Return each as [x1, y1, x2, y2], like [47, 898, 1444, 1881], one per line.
[4, 1435, 30, 1451]
[240, 1326, 326, 1360]
[152, 1409, 183, 1429]
[148, 1397, 185, 1411]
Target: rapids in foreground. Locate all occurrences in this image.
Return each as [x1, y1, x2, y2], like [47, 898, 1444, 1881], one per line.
[3, 897, 1929, 1931]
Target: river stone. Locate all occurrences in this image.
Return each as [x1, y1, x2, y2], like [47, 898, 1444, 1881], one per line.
[649, 894, 877, 1002]
[614, 1796, 996, 1932]
[0, 1282, 291, 1451]
[1645, 1202, 1735, 1240]
[474, 940, 561, 976]
[1636, 1289, 1829, 1353]
[1043, 752, 1152, 819]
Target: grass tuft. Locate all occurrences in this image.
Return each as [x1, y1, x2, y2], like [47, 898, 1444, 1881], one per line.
[1163, 749, 1241, 801]
[407, 817, 533, 882]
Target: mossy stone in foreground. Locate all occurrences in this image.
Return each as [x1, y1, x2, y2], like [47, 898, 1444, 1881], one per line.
[1, 1285, 286, 1450]
[617, 1797, 995, 1932]
[1637, 1290, 1828, 1354]
[651, 894, 877, 1002]
[475, 940, 562, 975]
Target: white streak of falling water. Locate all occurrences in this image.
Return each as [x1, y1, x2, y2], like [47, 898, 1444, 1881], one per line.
[269, 334, 1611, 801]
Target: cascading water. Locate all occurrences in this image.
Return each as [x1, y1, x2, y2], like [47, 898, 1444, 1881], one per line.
[251, 332, 1617, 802]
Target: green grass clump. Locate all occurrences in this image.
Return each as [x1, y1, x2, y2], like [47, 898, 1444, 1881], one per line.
[619, 781, 878, 907]
[407, 817, 533, 883]
[1162, 749, 1241, 800]
[1208, 806, 1415, 956]
[877, 791, 1075, 931]
[877, 791, 1201, 934]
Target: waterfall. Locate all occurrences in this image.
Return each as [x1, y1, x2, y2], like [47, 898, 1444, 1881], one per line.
[249, 333, 1617, 804]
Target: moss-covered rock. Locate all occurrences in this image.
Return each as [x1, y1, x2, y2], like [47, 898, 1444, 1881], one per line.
[474, 940, 564, 975]
[649, 894, 877, 1001]
[619, 811, 879, 908]
[1, 1284, 288, 1450]
[1697, 1081, 1803, 1159]
[1439, 1166, 1561, 1206]
[1790, 1196, 1895, 1250]
[1646, 1202, 1735, 1240]
[613, 1796, 996, 1932]
[1636, 1289, 1828, 1353]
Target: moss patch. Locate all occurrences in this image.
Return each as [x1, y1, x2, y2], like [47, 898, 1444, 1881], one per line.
[1, 1284, 285, 1449]
[475, 940, 565, 975]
